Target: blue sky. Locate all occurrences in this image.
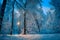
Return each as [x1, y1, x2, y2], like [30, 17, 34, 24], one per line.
[41, 0, 52, 15]
[0, 0, 3, 4]
[42, 0, 51, 7]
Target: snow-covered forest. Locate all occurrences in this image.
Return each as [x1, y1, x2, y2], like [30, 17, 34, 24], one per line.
[0, 0, 60, 40]
[0, 0, 60, 35]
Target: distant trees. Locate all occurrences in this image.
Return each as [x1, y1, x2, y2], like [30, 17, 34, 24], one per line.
[44, 8, 55, 33]
[51, 0, 60, 33]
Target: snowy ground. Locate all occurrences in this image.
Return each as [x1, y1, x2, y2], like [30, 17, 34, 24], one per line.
[0, 34, 60, 40]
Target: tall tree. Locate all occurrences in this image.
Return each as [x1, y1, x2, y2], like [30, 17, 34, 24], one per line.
[0, 0, 7, 33]
[32, 0, 43, 33]
[23, 0, 43, 34]
[10, 0, 16, 34]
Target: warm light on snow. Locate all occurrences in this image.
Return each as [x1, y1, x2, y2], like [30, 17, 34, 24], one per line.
[6, 34, 41, 38]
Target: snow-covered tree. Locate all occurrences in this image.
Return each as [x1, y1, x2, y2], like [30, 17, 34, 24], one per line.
[0, 0, 7, 34]
[50, 0, 60, 33]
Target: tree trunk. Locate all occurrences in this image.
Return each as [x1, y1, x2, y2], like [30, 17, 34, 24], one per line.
[24, 1, 27, 34]
[10, 0, 16, 35]
[0, 0, 7, 32]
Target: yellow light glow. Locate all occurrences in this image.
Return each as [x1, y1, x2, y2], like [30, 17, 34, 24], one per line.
[17, 21, 20, 26]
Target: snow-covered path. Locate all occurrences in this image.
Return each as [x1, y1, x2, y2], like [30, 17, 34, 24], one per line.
[0, 34, 60, 40]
